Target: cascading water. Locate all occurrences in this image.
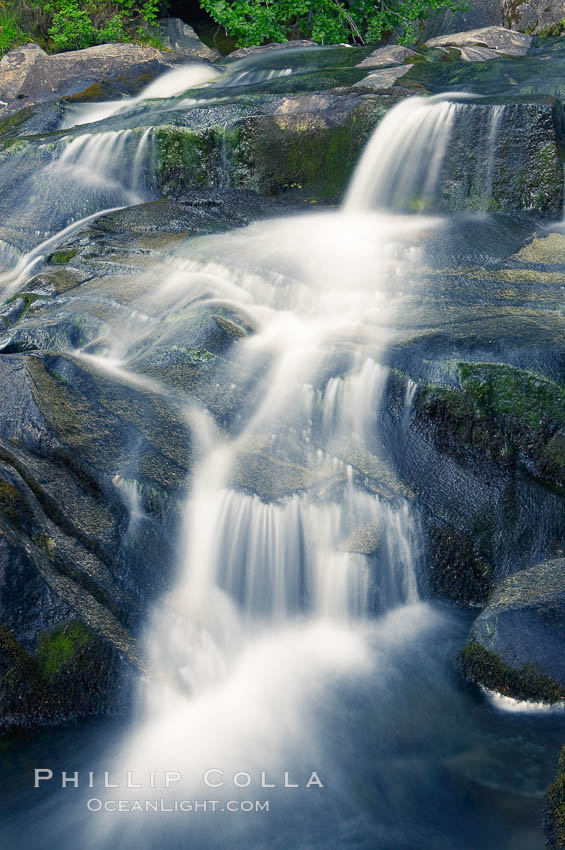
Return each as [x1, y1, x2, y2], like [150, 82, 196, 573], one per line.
[344, 94, 463, 212]
[0, 127, 157, 289]
[2, 65, 561, 850]
[60, 63, 222, 128]
[68, 95, 451, 849]
[344, 94, 507, 213]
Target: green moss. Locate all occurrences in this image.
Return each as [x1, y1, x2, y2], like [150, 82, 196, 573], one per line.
[36, 620, 93, 680]
[156, 103, 387, 202]
[0, 478, 29, 522]
[0, 106, 34, 149]
[156, 127, 222, 195]
[460, 640, 565, 703]
[458, 362, 565, 431]
[50, 248, 78, 265]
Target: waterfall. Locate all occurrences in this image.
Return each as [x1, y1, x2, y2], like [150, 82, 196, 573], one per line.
[344, 95, 462, 212]
[92, 199, 433, 840]
[0, 128, 156, 290]
[483, 104, 505, 205]
[345, 94, 506, 213]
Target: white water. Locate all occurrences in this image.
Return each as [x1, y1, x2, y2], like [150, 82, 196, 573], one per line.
[345, 94, 463, 212]
[87, 137, 440, 836]
[483, 104, 505, 205]
[60, 63, 221, 128]
[0, 128, 156, 285]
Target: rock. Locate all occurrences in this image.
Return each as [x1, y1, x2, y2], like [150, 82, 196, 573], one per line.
[155, 94, 388, 201]
[353, 66, 414, 91]
[156, 17, 221, 62]
[0, 349, 195, 728]
[421, 0, 564, 37]
[424, 26, 532, 55]
[508, 3, 539, 31]
[455, 46, 501, 61]
[460, 558, 565, 701]
[0, 42, 202, 119]
[356, 46, 421, 68]
[504, 0, 565, 34]
[228, 40, 317, 61]
[545, 747, 565, 850]
[420, 0, 504, 40]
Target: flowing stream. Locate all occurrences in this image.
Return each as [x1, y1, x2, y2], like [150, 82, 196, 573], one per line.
[0, 56, 563, 850]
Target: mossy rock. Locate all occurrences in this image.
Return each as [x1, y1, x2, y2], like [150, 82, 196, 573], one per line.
[49, 248, 78, 265]
[545, 746, 565, 850]
[155, 98, 387, 202]
[460, 639, 565, 702]
[417, 362, 565, 488]
[0, 620, 135, 729]
[461, 558, 565, 702]
[36, 619, 93, 680]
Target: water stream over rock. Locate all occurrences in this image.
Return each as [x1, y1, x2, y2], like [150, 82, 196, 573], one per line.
[1, 41, 565, 850]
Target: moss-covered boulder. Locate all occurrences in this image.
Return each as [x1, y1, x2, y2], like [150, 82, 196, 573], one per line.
[0, 348, 198, 729]
[417, 362, 565, 489]
[460, 558, 565, 702]
[155, 95, 388, 202]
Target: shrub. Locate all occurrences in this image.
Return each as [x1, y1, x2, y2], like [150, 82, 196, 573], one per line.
[1, 0, 162, 53]
[199, 0, 468, 47]
[0, 5, 27, 54]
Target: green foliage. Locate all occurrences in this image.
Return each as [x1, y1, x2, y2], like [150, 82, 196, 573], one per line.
[199, 0, 468, 47]
[47, 0, 161, 50]
[1, 0, 162, 52]
[0, 6, 27, 54]
[48, 0, 94, 50]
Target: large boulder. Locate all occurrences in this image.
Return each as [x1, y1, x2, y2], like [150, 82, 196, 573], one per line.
[423, 26, 532, 55]
[461, 558, 565, 701]
[0, 41, 208, 120]
[503, 0, 565, 34]
[421, 2, 564, 38]
[155, 93, 388, 201]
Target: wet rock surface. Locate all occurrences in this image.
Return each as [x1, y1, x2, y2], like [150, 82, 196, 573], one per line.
[424, 25, 533, 55]
[0, 37, 564, 734]
[460, 558, 565, 701]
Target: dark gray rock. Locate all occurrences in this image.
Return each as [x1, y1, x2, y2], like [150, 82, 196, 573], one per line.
[503, 0, 565, 34]
[156, 17, 221, 61]
[461, 559, 565, 701]
[420, 0, 504, 40]
[421, 1, 564, 38]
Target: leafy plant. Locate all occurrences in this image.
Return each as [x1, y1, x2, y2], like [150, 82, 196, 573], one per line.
[47, 0, 162, 50]
[199, 0, 468, 47]
[0, 5, 26, 54]
[48, 0, 94, 49]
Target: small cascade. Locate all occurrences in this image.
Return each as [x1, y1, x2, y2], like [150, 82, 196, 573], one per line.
[60, 63, 221, 129]
[345, 94, 507, 213]
[345, 95, 462, 212]
[0, 128, 156, 290]
[401, 378, 418, 436]
[483, 104, 506, 206]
